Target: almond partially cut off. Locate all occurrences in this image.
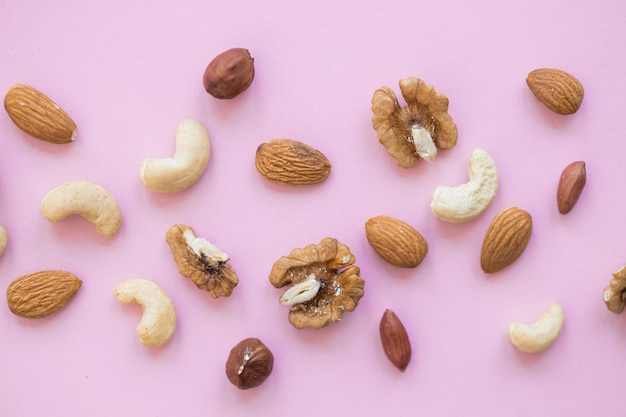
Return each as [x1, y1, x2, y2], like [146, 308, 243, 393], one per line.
[6, 270, 82, 318]
[480, 207, 533, 273]
[4, 84, 77, 144]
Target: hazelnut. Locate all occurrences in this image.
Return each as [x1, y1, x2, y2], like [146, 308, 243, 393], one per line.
[269, 237, 365, 329]
[203, 48, 255, 99]
[225, 337, 274, 390]
[371, 77, 458, 168]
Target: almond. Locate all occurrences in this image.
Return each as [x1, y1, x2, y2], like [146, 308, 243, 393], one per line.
[480, 207, 532, 273]
[255, 139, 331, 185]
[557, 161, 586, 214]
[6, 270, 82, 318]
[365, 215, 428, 268]
[4, 84, 77, 144]
[380, 309, 411, 372]
[526, 68, 584, 115]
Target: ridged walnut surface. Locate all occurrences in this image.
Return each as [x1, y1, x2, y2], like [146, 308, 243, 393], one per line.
[371, 77, 458, 168]
[166, 224, 239, 298]
[269, 237, 365, 329]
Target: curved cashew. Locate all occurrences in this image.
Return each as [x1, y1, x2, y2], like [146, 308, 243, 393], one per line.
[40, 180, 122, 237]
[114, 279, 177, 347]
[430, 148, 498, 223]
[508, 302, 564, 353]
[0, 226, 7, 257]
[140, 119, 210, 193]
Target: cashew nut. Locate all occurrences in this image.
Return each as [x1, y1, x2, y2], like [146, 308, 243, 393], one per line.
[508, 302, 564, 353]
[430, 148, 498, 223]
[0, 226, 8, 257]
[114, 279, 177, 347]
[140, 119, 210, 193]
[40, 180, 122, 237]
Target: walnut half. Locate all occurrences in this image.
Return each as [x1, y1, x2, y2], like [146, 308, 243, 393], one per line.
[371, 77, 458, 168]
[604, 265, 626, 313]
[166, 224, 238, 298]
[269, 237, 365, 329]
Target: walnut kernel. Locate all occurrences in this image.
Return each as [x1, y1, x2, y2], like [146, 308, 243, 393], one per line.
[269, 237, 365, 329]
[604, 265, 626, 313]
[371, 77, 458, 168]
[165, 224, 238, 298]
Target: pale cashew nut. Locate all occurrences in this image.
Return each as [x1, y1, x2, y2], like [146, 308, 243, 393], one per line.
[0, 226, 7, 257]
[114, 279, 177, 347]
[40, 180, 122, 237]
[430, 148, 498, 223]
[508, 302, 564, 353]
[140, 119, 210, 193]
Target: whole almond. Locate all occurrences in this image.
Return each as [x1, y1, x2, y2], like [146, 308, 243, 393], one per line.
[365, 215, 428, 268]
[255, 139, 331, 185]
[557, 161, 586, 214]
[380, 309, 411, 372]
[526, 68, 584, 115]
[4, 84, 77, 143]
[203, 48, 255, 99]
[480, 207, 533, 273]
[6, 270, 82, 318]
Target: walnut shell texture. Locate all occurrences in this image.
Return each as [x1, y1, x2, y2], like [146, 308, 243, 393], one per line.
[166, 224, 238, 298]
[255, 139, 332, 185]
[526, 68, 584, 115]
[371, 77, 458, 168]
[4, 84, 77, 144]
[269, 237, 365, 329]
[480, 207, 533, 273]
[604, 265, 626, 314]
[6, 270, 82, 318]
[365, 215, 428, 268]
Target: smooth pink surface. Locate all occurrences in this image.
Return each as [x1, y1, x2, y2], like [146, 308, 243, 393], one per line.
[1, 1, 626, 415]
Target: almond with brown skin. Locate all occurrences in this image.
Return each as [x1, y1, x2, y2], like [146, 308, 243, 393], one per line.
[4, 84, 77, 143]
[255, 139, 331, 185]
[526, 68, 584, 115]
[557, 161, 586, 214]
[365, 215, 428, 268]
[6, 270, 82, 318]
[480, 207, 533, 273]
[380, 309, 411, 372]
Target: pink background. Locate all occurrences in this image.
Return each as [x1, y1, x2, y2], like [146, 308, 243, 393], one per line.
[1, 1, 626, 415]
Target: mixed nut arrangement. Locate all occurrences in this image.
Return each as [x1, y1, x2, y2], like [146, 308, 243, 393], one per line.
[2, 46, 610, 388]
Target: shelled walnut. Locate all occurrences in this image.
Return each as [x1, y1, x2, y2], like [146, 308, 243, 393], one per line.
[371, 77, 458, 168]
[166, 224, 238, 298]
[269, 237, 365, 329]
[604, 265, 626, 313]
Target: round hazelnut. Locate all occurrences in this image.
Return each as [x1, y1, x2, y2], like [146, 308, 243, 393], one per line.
[203, 48, 255, 99]
[225, 337, 274, 390]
